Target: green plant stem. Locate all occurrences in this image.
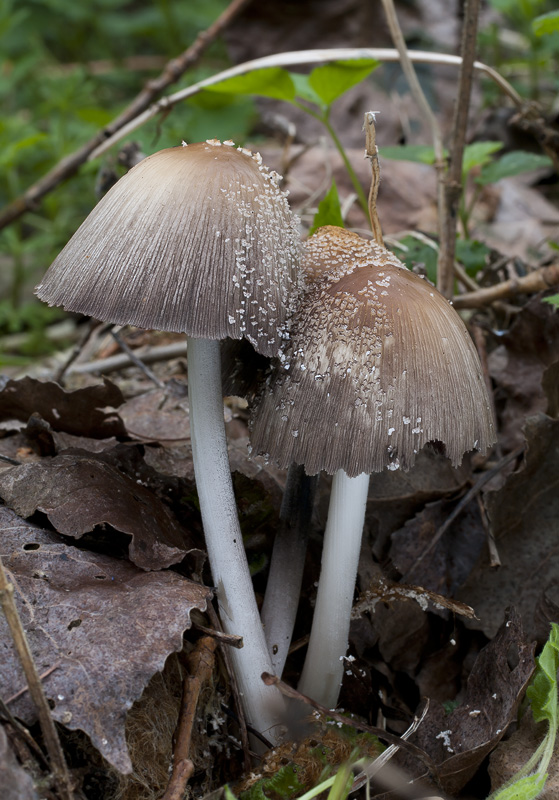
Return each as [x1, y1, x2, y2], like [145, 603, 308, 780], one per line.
[292, 101, 370, 222]
[322, 115, 371, 221]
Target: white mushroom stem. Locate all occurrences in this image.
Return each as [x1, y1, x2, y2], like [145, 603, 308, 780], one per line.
[261, 465, 317, 676]
[298, 470, 369, 709]
[187, 336, 284, 741]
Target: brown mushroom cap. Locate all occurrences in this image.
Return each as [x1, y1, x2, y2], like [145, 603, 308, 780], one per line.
[250, 226, 496, 477]
[36, 141, 301, 356]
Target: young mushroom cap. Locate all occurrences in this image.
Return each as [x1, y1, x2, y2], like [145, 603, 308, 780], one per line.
[36, 140, 300, 356]
[250, 225, 496, 477]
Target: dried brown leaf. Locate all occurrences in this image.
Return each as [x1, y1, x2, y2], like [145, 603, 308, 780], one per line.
[0, 452, 194, 570]
[389, 497, 486, 597]
[0, 507, 211, 773]
[488, 297, 559, 451]
[0, 376, 126, 438]
[118, 384, 190, 444]
[401, 608, 535, 795]
[0, 726, 39, 800]
[457, 413, 559, 638]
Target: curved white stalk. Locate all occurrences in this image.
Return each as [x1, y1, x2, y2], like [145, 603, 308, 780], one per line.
[90, 49, 521, 160]
[261, 465, 317, 676]
[298, 470, 369, 709]
[187, 336, 284, 741]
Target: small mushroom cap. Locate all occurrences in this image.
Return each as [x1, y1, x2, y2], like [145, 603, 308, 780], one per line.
[36, 141, 301, 356]
[250, 226, 496, 477]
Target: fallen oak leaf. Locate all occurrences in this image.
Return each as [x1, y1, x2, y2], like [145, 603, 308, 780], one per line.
[0, 506, 212, 774]
[0, 452, 195, 570]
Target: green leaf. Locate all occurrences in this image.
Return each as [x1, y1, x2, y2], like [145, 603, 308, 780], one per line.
[204, 67, 296, 101]
[455, 239, 490, 275]
[309, 181, 345, 235]
[389, 235, 438, 284]
[478, 150, 554, 185]
[491, 773, 547, 800]
[307, 59, 379, 107]
[527, 623, 559, 727]
[542, 293, 559, 309]
[533, 11, 559, 36]
[462, 141, 503, 175]
[290, 72, 324, 106]
[380, 145, 436, 164]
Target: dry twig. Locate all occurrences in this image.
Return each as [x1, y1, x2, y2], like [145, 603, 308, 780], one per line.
[161, 636, 217, 800]
[0, 0, 253, 231]
[452, 263, 559, 308]
[0, 556, 74, 800]
[438, 0, 481, 298]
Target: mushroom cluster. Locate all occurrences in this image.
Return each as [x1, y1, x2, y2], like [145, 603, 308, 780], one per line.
[36, 140, 301, 741]
[251, 224, 496, 708]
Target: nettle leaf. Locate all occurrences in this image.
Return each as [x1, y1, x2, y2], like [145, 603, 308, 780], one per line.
[204, 67, 295, 101]
[380, 145, 436, 164]
[462, 141, 503, 175]
[307, 59, 379, 107]
[309, 181, 345, 235]
[478, 150, 554, 186]
[533, 10, 559, 37]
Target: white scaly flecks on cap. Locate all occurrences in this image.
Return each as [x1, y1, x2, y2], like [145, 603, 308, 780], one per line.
[36, 141, 301, 358]
[250, 226, 496, 477]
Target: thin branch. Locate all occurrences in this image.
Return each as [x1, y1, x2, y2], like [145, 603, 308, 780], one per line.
[161, 636, 217, 800]
[380, 1, 445, 166]
[438, 0, 482, 298]
[0, 0, 253, 231]
[452, 263, 559, 308]
[380, 0, 451, 304]
[87, 48, 521, 160]
[0, 556, 74, 800]
[110, 328, 166, 388]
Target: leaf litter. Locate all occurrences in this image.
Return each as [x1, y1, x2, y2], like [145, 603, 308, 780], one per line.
[0, 506, 211, 773]
[0, 305, 555, 798]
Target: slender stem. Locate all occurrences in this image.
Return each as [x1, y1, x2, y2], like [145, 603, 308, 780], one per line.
[0, 557, 74, 799]
[261, 464, 318, 676]
[379, 0, 450, 296]
[322, 115, 371, 221]
[87, 49, 522, 163]
[292, 101, 370, 222]
[438, 0, 482, 298]
[186, 336, 284, 742]
[298, 471, 369, 709]
[363, 112, 384, 246]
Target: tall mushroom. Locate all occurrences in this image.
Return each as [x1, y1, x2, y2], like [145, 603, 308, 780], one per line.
[36, 140, 301, 740]
[250, 223, 496, 708]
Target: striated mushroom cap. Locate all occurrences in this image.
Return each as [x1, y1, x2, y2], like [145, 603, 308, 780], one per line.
[250, 226, 496, 477]
[36, 141, 301, 357]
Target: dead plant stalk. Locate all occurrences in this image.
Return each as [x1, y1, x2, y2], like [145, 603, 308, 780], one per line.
[0, 555, 74, 800]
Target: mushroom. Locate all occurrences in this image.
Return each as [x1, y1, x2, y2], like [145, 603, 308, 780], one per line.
[35, 140, 301, 740]
[249, 224, 496, 708]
